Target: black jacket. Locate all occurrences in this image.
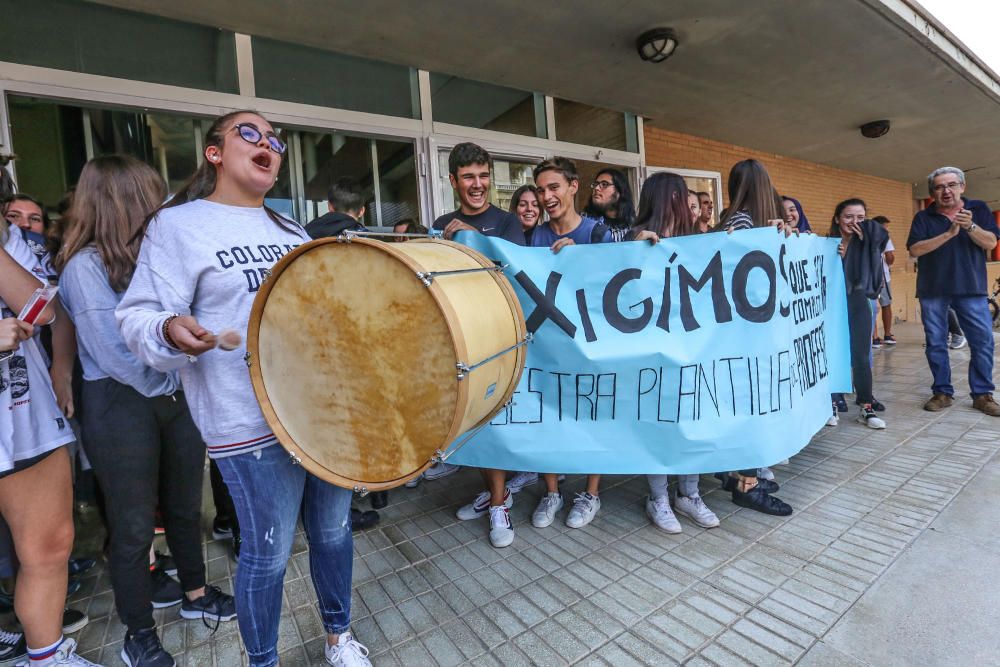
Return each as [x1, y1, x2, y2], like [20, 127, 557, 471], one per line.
[306, 211, 365, 240]
[843, 218, 889, 299]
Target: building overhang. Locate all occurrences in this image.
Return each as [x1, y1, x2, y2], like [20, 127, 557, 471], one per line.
[91, 0, 1000, 205]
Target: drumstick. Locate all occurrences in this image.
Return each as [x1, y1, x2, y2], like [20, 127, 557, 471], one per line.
[196, 329, 243, 351]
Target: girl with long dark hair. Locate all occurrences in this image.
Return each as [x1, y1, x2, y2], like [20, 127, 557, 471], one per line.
[57, 155, 237, 666]
[829, 199, 888, 430]
[629, 172, 721, 532]
[117, 111, 371, 667]
[509, 184, 542, 244]
[718, 159, 794, 517]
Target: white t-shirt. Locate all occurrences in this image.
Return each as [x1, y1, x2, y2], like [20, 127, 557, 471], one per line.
[0, 230, 74, 473]
[882, 238, 895, 284]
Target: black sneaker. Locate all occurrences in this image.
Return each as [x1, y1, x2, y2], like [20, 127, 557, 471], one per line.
[211, 516, 232, 541]
[0, 628, 25, 663]
[856, 397, 886, 412]
[369, 491, 389, 509]
[351, 508, 380, 532]
[121, 627, 175, 667]
[68, 558, 96, 577]
[63, 607, 89, 634]
[150, 567, 182, 609]
[732, 485, 793, 516]
[715, 473, 779, 494]
[154, 552, 177, 577]
[180, 585, 237, 623]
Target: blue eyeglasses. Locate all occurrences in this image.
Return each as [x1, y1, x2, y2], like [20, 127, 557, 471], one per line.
[231, 123, 287, 155]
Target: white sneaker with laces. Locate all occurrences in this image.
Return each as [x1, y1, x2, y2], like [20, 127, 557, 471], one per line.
[566, 492, 600, 528]
[757, 467, 775, 481]
[857, 405, 886, 430]
[325, 632, 371, 667]
[488, 505, 514, 548]
[456, 488, 511, 521]
[424, 462, 460, 481]
[506, 471, 539, 494]
[673, 495, 720, 528]
[949, 334, 967, 350]
[826, 407, 839, 426]
[404, 474, 423, 488]
[16, 638, 100, 666]
[531, 492, 563, 528]
[645, 495, 681, 533]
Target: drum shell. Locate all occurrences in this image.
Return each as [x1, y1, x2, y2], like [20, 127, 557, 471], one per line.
[247, 236, 526, 490]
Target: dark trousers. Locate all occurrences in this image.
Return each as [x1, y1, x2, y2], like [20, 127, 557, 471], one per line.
[81, 378, 207, 632]
[847, 289, 874, 404]
[209, 459, 240, 539]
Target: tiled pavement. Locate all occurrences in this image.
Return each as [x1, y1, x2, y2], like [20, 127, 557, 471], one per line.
[56, 322, 1000, 665]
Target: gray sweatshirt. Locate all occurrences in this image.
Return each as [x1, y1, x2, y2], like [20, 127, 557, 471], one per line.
[116, 199, 309, 458]
[59, 247, 178, 397]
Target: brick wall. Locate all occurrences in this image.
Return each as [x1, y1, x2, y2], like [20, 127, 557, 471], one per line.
[644, 126, 931, 321]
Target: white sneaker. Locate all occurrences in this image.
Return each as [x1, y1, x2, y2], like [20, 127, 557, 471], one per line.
[949, 334, 967, 350]
[857, 405, 886, 430]
[645, 495, 681, 533]
[673, 495, 720, 528]
[757, 467, 774, 481]
[404, 474, 423, 489]
[456, 488, 511, 521]
[16, 638, 100, 666]
[325, 632, 371, 667]
[506, 471, 539, 494]
[826, 409, 839, 426]
[424, 462, 460, 481]
[565, 492, 600, 528]
[531, 492, 564, 528]
[488, 505, 514, 548]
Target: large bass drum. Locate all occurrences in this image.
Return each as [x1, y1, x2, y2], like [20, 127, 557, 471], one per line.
[247, 236, 527, 491]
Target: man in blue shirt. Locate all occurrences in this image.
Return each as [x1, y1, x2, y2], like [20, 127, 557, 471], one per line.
[530, 157, 611, 251]
[907, 166, 1000, 416]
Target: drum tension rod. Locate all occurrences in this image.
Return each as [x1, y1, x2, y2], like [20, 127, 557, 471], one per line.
[456, 333, 533, 380]
[416, 265, 507, 287]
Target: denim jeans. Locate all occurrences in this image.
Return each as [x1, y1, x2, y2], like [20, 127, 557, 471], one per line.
[920, 296, 995, 397]
[215, 445, 354, 667]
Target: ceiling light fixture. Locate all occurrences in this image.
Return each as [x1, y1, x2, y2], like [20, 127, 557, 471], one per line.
[636, 28, 678, 63]
[859, 119, 890, 139]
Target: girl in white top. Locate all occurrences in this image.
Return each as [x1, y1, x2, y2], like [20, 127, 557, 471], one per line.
[117, 111, 370, 667]
[0, 223, 95, 666]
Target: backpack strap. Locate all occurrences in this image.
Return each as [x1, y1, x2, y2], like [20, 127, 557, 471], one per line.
[590, 221, 610, 244]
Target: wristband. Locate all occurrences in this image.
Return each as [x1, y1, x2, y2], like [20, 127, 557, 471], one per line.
[162, 314, 180, 349]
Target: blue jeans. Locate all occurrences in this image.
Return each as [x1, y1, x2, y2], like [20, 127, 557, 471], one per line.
[215, 445, 354, 667]
[920, 296, 995, 397]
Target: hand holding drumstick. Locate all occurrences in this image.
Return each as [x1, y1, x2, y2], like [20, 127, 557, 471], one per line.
[166, 315, 242, 356]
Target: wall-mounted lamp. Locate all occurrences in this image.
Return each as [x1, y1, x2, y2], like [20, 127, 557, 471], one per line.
[859, 120, 890, 139]
[636, 28, 678, 63]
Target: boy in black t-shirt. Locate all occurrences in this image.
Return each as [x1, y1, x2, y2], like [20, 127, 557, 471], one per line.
[432, 143, 525, 246]
[441, 143, 525, 550]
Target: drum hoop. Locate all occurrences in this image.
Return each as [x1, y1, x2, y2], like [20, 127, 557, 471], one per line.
[416, 239, 529, 434]
[247, 236, 477, 491]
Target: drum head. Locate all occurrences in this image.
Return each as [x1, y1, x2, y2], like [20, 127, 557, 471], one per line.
[248, 238, 462, 489]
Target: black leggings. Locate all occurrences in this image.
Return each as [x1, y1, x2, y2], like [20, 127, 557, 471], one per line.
[847, 290, 874, 405]
[81, 379, 207, 632]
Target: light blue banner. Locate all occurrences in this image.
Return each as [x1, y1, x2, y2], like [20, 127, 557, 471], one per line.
[447, 229, 851, 474]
